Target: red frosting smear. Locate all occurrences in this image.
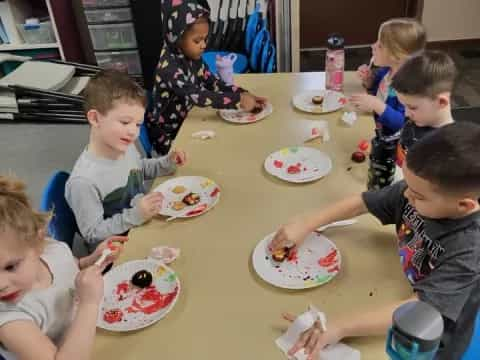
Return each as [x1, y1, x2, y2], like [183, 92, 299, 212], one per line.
[273, 160, 284, 168]
[287, 248, 298, 264]
[287, 164, 302, 174]
[127, 285, 179, 315]
[327, 264, 340, 273]
[318, 249, 338, 267]
[186, 203, 208, 216]
[103, 308, 123, 323]
[210, 187, 220, 197]
[116, 281, 130, 301]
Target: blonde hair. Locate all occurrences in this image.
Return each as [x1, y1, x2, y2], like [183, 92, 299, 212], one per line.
[0, 175, 49, 249]
[379, 18, 427, 62]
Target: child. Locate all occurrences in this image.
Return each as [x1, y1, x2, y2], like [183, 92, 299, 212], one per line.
[352, 18, 426, 189]
[391, 50, 456, 168]
[0, 175, 125, 360]
[146, 0, 266, 156]
[271, 122, 480, 359]
[66, 70, 186, 253]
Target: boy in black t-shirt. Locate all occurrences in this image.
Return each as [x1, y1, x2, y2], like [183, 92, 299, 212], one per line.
[272, 122, 480, 360]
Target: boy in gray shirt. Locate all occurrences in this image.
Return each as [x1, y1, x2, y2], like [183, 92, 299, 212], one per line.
[66, 71, 186, 251]
[272, 122, 480, 359]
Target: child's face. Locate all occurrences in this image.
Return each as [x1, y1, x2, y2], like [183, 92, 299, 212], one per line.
[397, 92, 450, 127]
[0, 229, 41, 303]
[371, 39, 393, 67]
[403, 163, 473, 219]
[179, 19, 209, 60]
[88, 101, 145, 156]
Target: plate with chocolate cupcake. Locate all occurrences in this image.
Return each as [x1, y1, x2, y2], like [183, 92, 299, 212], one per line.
[292, 90, 346, 114]
[97, 260, 180, 331]
[264, 146, 332, 183]
[252, 232, 341, 289]
[218, 102, 273, 124]
[153, 176, 221, 219]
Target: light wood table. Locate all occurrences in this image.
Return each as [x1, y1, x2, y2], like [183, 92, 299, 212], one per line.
[93, 72, 411, 359]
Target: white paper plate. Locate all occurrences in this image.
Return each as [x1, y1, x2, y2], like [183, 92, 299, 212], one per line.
[252, 232, 341, 289]
[264, 146, 332, 183]
[292, 90, 346, 114]
[97, 260, 180, 331]
[153, 176, 220, 218]
[218, 102, 273, 124]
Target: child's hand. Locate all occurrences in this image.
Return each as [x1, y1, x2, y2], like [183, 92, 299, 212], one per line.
[170, 149, 187, 166]
[283, 313, 344, 360]
[240, 92, 258, 112]
[138, 192, 164, 220]
[253, 94, 268, 107]
[349, 93, 386, 114]
[356, 64, 371, 82]
[270, 218, 311, 252]
[93, 236, 127, 267]
[75, 265, 104, 306]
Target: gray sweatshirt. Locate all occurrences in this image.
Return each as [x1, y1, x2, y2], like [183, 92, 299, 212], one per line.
[65, 145, 175, 249]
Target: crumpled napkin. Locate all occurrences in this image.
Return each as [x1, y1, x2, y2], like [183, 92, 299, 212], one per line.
[276, 305, 360, 360]
[192, 130, 216, 140]
[148, 246, 180, 264]
[342, 111, 358, 126]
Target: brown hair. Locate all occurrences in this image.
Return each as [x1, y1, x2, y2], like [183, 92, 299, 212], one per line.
[379, 18, 427, 61]
[407, 122, 480, 194]
[0, 175, 49, 248]
[83, 70, 146, 115]
[391, 50, 457, 98]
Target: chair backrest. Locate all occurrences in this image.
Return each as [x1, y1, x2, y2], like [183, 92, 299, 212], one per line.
[139, 121, 153, 157]
[39, 171, 78, 248]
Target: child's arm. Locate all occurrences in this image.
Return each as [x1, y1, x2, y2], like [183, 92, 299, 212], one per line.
[0, 266, 103, 360]
[349, 94, 406, 133]
[271, 194, 368, 251]
[157, 66, 242, 110]
[284, 294, 418, 359]
[139, 151, 181, 180]
[66, 178, 157, 246]
[201, 65, 245, 94]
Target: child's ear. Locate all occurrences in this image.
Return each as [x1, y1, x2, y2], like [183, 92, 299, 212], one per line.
[457, 197, 478, 214]
[86, 109, 100, 127]
[436, 93, 450, 109]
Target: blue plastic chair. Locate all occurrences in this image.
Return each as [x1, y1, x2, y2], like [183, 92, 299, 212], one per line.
[201, 51, 249, 75]
[249, 27, 270, 72]
[139, 121, 153, 158]
[245, 8, 263, 55]
[462, 311, 480, 359]
[39, 171, 78, 249]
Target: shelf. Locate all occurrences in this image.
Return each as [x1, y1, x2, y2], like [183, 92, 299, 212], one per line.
[0, 42, 60, 51]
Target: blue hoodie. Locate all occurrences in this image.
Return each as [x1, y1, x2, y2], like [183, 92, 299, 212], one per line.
[368, 67, 406, 136]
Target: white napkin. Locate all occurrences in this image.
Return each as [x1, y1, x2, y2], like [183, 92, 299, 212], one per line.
[342, 111, 358, 126]
[276, 306, 360, 360]
[192, 130, 216, 140]
[148, 246, 180, 264]
[299, 120, 330, 143]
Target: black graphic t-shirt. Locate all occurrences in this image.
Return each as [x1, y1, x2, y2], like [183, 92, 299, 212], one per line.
[363, 181, 480, 359]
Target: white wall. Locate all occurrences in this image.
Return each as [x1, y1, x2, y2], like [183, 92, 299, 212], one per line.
[423, 0, 480, 41]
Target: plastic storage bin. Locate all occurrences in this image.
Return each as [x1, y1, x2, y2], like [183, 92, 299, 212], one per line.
[88, 23, 137, 50]
[85, 8, 132, 23]
[95, 50, 142, 74]
[82, 0, 129, 8]
[16, 21, 56, 44]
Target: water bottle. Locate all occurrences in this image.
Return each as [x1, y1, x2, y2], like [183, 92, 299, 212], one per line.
[216, 53, 237, 86]
[325, 34, 345, 92]
[367, 131, 399, 190]
[387, 301, 444, 360]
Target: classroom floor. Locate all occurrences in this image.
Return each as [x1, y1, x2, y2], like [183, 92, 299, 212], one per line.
[301, 45, 480, 108]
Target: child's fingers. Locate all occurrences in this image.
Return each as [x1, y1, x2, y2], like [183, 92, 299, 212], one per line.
[282, 312, 296, 322]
